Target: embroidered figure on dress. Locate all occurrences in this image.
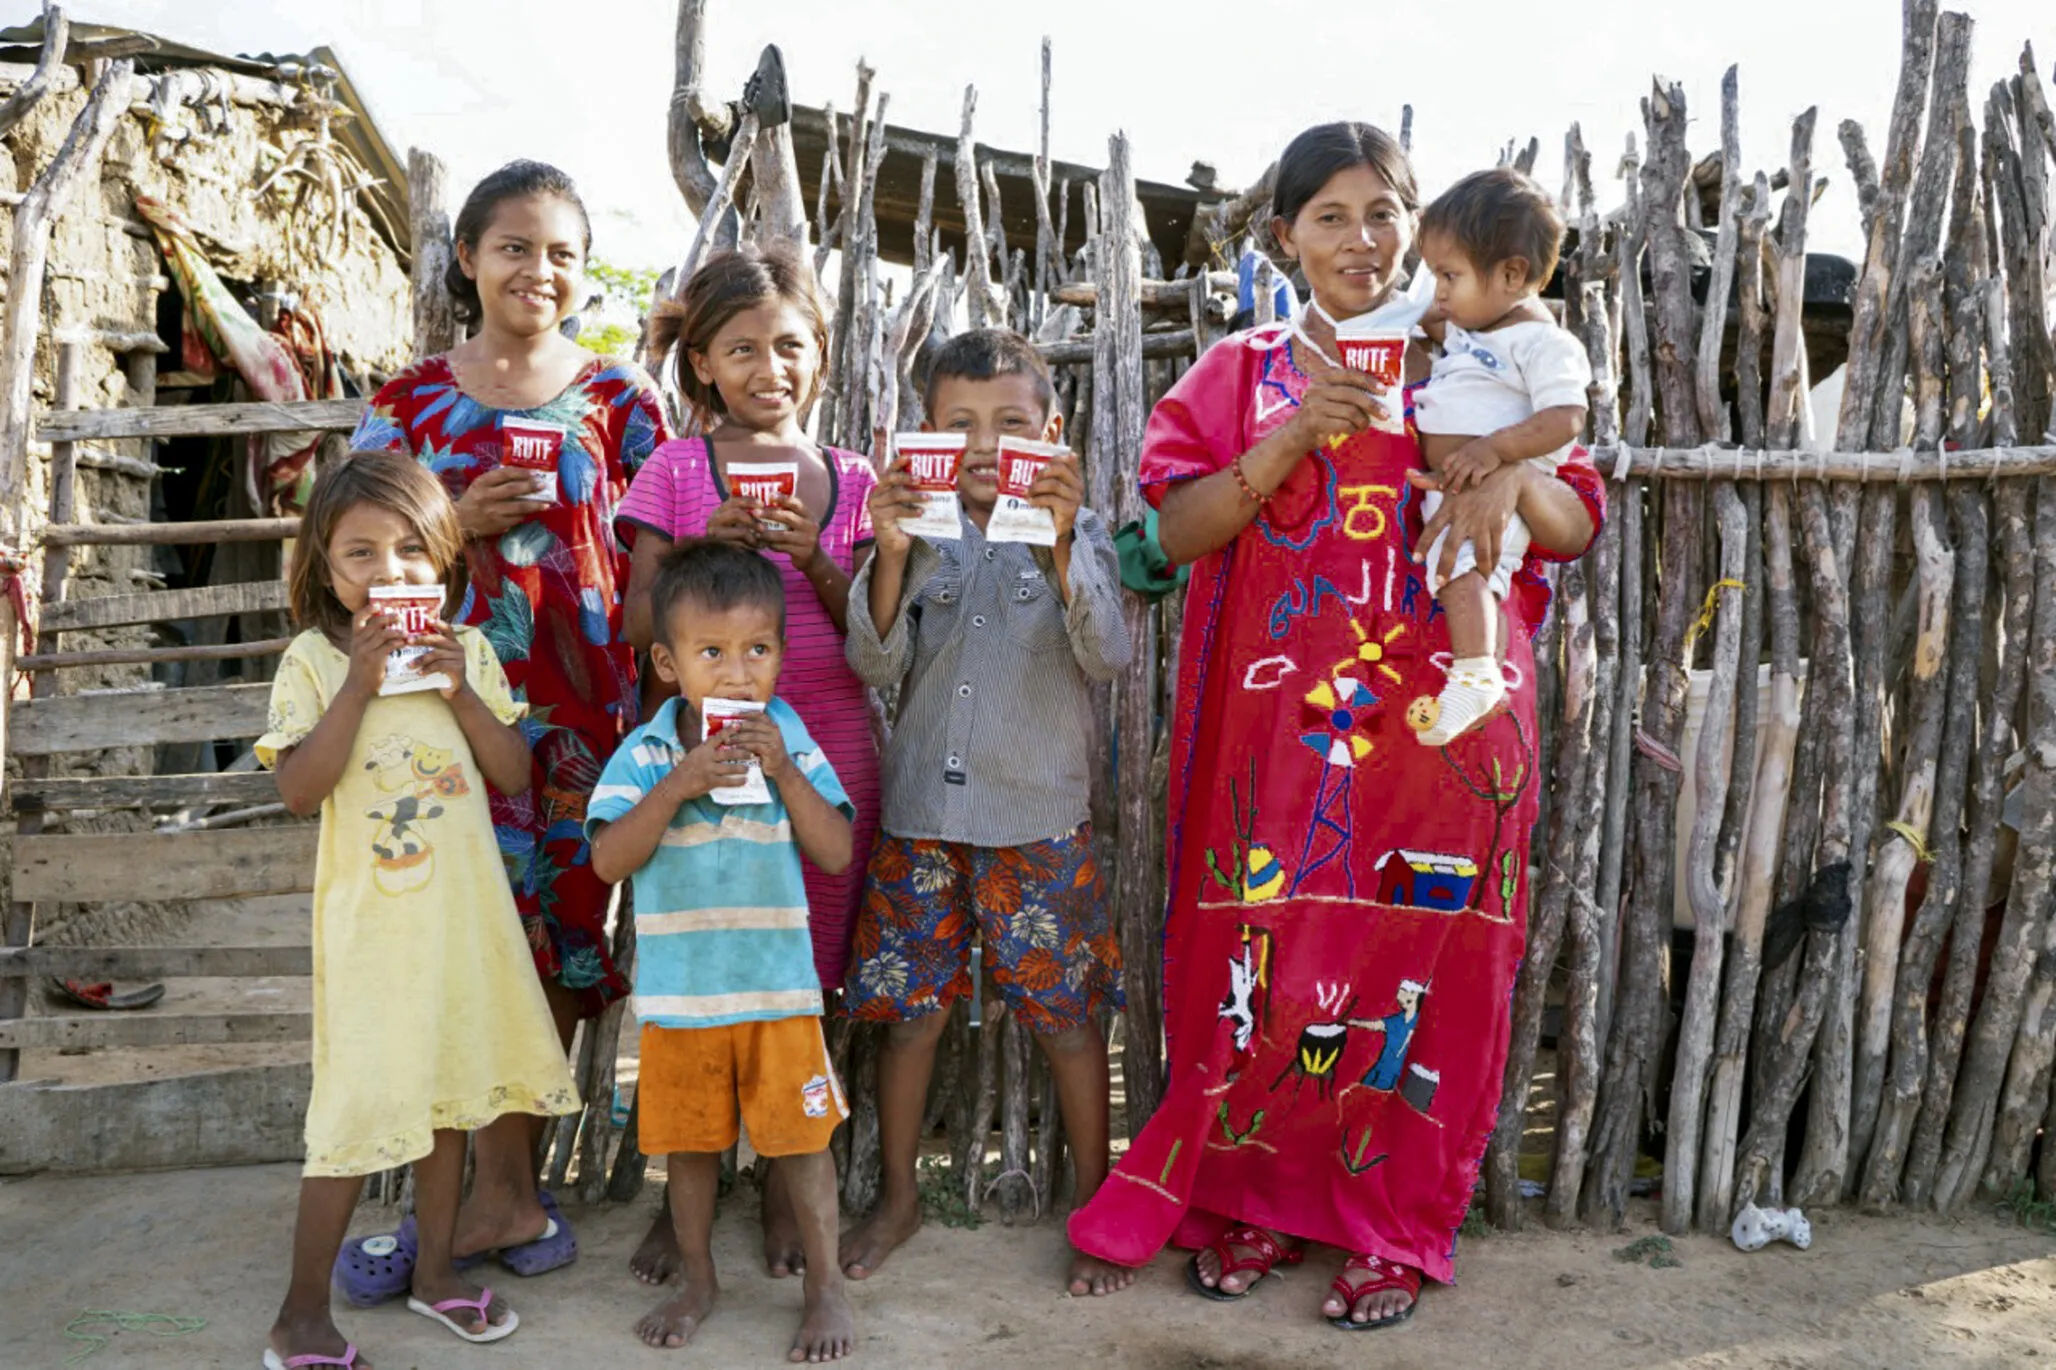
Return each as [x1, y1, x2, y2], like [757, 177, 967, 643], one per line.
[1435, 709, 1536, 921]
[1204, 760, 1285, 903]
[1272, 981, 1360, 1105]
[1355, 979, 1428, 1093]
[1216, 1100, 1271, 1149]
[1217, 926, 1274, 1054]
[1373, 849, 1480, 912]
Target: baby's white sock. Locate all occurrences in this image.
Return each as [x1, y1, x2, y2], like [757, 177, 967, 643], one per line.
[1415, 657, 1506, 747]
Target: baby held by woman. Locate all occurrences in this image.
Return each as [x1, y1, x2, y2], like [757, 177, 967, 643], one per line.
[1409, 167, 1592, 746]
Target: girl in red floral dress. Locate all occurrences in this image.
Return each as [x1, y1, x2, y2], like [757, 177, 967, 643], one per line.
[344, 160, 669, 1283]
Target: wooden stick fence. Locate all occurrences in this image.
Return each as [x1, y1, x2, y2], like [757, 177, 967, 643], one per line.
[9, 0, 2056, 1236]
[574, 4, 2056, 1231]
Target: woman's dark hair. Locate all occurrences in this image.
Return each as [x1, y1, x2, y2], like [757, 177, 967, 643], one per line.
[445, 160, 593, 326]
[291, 453, 467, 647]
[645, 241, 830, 428]
[1271, 122, 1420, 225]
[648, 537, 787, 645]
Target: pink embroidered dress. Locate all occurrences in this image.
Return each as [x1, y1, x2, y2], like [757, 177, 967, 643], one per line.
[617, 437, 881, 991]
[1068, 325, 1604, 1282]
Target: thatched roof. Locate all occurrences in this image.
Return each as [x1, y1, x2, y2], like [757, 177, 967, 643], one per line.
[0, 16, 411, 264]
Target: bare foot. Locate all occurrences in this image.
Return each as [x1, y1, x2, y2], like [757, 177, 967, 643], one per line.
[635, 1262, 718, 1349]
[410, 1269, 514, 1338]
[761, 1163, 806, 1278]
[789, 1280, 855, 1363]
[270, 1310, 374, 1370]
[839, 1194, 921, 1280]
[1319, 1260, 1417, 1326]
[452, 1189, 550, 1262]
[631, 1209, 682, 1286]
[1066, 1248, 1138, 1297]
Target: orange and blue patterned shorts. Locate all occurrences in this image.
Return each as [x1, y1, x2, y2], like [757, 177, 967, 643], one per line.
[843, 827, 1125, 1034]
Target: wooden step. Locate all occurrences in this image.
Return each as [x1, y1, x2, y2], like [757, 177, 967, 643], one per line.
[0, 1010, 311, 1051]
[11, 828, 317, 903]
[11, 683, 271, 755]
[35, 398, 366, 443]
[38, 580, 287, 634]
[0, 944, 310, 979]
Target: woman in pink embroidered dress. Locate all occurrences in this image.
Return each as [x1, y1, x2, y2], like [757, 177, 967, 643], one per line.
[1067, 123, 1604, 1330]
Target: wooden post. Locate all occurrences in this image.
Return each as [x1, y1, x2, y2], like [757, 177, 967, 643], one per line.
[1097, 134, 1163, 1135]
[407, 149, 457, 358]
[957, 86, 999, 330]
[1904, 133, 2010, 1205]
[1692, 66, 1742, 443]
[1662, 484, 1745, 1234]
[1592, 133, 1649, 1052]
[666, 0, 723, 217]
[1980, 479, 2056, 1198]
[1488, 556, 1595, 1230]
[1546, 131, 1615, 1227]
[1585, 80, 1701, 1228]
[0, 3, 68, 141]
[0, 341, 78, 1083]
[1834, 0, 1938, 451]
[0, 65, 131, 1082]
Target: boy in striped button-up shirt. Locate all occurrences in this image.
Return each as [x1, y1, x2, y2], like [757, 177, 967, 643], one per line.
[588, 539, 857, 1362]
[841, 328, 1134, 1298]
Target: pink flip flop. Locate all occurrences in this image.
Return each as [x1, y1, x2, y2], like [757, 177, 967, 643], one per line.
[406, 1287, 519, 1344]
[261, 1346, 359, 1368]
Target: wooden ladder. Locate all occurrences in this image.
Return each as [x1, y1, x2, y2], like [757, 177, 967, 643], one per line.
[0, 362, 365, 1172]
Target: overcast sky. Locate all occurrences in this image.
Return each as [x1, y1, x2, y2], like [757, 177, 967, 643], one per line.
[28, 1, 2056, 272]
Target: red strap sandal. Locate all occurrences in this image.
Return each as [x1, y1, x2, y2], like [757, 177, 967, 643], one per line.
[1183, 1224, 1304, 1302]
[1328, 1252, 1420, 1329]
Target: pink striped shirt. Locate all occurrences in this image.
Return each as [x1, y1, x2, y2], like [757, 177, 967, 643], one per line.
[617, 438, 881, 994]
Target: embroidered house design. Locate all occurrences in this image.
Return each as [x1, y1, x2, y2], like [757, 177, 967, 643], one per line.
[1373, 849, 1478, 912]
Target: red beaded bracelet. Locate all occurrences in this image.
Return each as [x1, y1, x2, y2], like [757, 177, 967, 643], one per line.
[1231, 455, 1269, 505]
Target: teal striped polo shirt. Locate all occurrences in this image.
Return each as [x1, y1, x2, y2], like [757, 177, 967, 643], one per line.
[586, 696, 851, 1028]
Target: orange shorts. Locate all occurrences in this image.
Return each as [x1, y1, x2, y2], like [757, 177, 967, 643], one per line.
[637, 1017, 847, 1157]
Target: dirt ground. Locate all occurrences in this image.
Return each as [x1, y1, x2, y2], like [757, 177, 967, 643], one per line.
[1, 1162, 2052, 1370]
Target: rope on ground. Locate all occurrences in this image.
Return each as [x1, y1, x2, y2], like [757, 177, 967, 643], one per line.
[63, 1311, 207, 1363]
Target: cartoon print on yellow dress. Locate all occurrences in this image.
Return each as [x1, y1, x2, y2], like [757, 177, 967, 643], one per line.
[362, 735, 473, 896]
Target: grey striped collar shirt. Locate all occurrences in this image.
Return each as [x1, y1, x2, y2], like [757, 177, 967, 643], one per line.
[845, 509, 1130, 849]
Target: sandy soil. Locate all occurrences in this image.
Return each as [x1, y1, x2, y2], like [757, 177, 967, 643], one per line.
[2, 1162, 2052, 1370]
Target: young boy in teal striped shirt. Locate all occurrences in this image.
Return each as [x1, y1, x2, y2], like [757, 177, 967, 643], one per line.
[588, 538, 856, 1363]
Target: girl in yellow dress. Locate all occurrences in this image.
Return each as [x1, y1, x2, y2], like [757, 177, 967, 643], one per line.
[258, 454, 579, 1369]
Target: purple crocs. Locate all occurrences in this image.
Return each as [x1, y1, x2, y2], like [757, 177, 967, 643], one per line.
[331, 1215, 416, 1307]
[495, 1190, 578, 1277]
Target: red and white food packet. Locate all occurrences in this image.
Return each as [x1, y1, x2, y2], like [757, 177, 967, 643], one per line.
[986, 437, 1068, 546]
[1333, 318, 1409, 434]
[501, 419, 565, 503]
[728, 461, 800, 532]
[893, 432, 966, 539]
[701, 697, 770, 805]
[369, 583, 451, 696]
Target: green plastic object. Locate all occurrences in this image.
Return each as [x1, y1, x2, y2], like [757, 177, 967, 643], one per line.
[1115, 506, 1188, 602]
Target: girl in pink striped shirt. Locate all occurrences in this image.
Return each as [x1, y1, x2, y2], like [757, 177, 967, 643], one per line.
[617, 241, 878, 1289]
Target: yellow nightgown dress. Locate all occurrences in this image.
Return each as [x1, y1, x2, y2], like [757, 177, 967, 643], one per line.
[257, 627, 581, 1177]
